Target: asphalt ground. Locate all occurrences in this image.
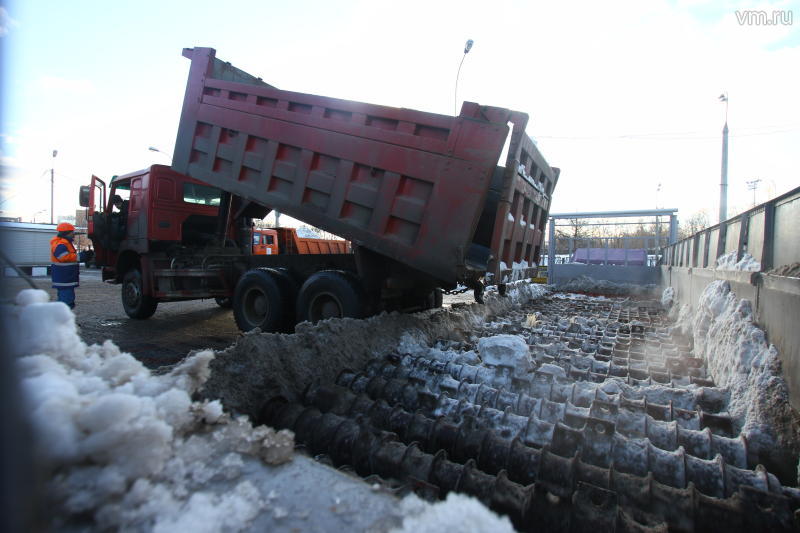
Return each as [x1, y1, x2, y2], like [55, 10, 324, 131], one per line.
[1, 267, 475, 368]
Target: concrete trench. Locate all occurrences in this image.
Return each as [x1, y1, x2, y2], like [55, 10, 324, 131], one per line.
[204, 287, 800, 531]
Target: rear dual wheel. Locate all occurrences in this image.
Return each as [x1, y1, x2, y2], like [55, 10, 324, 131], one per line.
[296, 271, 366, 324]
[232, 269, 296, 332]
[233, 269, 367, 332]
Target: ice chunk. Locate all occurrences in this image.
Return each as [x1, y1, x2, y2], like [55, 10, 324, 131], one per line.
[537, 363, 566, 378]
[392, 492, 514, 533]
[478, 335, 532, 372]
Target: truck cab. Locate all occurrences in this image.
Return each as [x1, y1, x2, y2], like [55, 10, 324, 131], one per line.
[80, 164, 267, 319]
[81, 164, 244, 279]
[252, 229, 278, 255]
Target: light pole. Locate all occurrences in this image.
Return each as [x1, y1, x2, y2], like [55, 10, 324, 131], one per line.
[454, 39, 474, 116]
[50, 149, 58, 224]
[746, 179, 761, 206]
[718, 93, 729, 223]
[148, 146, 172, 160]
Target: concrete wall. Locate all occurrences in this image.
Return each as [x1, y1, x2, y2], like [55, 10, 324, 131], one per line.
[662, 266, 800, 411]
[550, 264, 661, 285]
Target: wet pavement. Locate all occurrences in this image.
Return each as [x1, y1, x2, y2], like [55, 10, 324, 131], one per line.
[1, 267, 241, 367]
[1, 267, 475, 368]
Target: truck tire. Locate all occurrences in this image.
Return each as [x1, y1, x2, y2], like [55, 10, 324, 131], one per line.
[258, 268, 298, 332]
[122, 269, 158, 319]
[233, 269, 286, 332]
[432, 288, 443, 308]
[296, 271, 366, 324]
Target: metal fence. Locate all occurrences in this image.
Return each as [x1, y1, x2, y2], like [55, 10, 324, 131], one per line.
[662, 185, 800, 271]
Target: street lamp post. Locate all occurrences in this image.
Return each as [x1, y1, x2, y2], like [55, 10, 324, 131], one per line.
[718, 93, 729, 223]
[454, 39, 474, 116]
[148, 146, 172, 161]
[50, 149, 58, 224]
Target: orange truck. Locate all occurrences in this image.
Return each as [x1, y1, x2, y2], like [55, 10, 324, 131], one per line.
[252, 227, 350, 255]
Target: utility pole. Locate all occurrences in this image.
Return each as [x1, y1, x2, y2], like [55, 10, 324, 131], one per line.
[50, 149, 58, 224]
[746, 179, 762, 206]
[718, 93, 728, 223]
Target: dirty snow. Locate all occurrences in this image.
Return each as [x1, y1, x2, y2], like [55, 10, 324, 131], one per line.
[506, 213, 515, 222]
[674, 280, 799, 478]
[204, 280, 549, 418]
[715, 250, 761, 271]
[769, 262, 800, 278]
[661, 286, 674, 308]
[2, 290, 293, 531]
[294, 226, 321, 239]
[391, 493, 514, 533]
[556, 275, 659, 297]
[3, 283, 558, 530]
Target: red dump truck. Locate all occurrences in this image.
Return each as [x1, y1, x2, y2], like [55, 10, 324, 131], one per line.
[80, 47, 559, 332]
[252, 227, 350, 256]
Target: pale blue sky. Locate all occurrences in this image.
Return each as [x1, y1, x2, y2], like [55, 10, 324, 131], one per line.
[2, 0, 799, 224]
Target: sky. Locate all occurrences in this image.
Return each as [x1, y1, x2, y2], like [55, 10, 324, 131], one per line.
[1, 0, 798, 227]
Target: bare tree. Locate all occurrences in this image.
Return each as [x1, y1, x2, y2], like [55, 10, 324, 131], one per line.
[679, 210, 709, 239]
[554, 217, 592, 254]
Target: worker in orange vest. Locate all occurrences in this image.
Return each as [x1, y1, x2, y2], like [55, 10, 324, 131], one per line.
[50, 222, 80, 309]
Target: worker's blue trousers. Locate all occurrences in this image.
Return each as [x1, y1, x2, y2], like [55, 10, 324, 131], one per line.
[56, 287, 76, 309]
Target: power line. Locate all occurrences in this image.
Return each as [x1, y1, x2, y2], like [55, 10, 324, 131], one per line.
[536, 125, 799, 141]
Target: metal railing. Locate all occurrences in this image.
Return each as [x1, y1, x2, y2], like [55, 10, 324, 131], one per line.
[661, 186, 800, 271]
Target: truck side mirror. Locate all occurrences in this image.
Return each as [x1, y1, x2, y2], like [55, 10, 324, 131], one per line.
[79, 186, 90, 207]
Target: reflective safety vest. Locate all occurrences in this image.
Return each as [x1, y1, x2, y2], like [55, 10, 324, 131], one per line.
[50, 236, 79, 288]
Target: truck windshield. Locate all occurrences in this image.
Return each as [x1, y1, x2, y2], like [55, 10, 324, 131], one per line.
[183, 182, 221, 206]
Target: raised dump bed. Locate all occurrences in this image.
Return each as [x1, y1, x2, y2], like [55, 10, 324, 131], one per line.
[172, 47, 558, 285]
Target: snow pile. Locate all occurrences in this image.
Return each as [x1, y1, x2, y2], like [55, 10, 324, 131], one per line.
[504, 278, 549, 303]
[294, 226, 321, 239]
[715, 251, 761, 271]
[556, 275, 658, 296]
[478, 335, 532, 371]
[392, 493, 514, 533]
[3, 290, 294, 531]
[661, 286, 674, 308]
[689, 280, 799, 473]
[205, 280, 549, 419]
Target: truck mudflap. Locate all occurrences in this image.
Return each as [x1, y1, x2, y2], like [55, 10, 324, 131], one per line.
[172, 47, 558, 286]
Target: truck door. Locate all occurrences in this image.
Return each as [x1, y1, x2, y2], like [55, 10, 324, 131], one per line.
[264, 231, 278, 255]
[252, 231, 266, 254]
[84, 175, 106, 234]
[80, 175, 110, 265]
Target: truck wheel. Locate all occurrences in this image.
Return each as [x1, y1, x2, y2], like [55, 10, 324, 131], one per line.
[214, 297, 232, 308]
[296, 271, 365, 324]
[122, 269, 158, 319]
[233, 269, 285, 332]
[432, 288, 443, 308]
[259, 268, 298, 332]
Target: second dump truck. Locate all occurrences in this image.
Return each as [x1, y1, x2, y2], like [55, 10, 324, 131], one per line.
[80, 47, 559, 332]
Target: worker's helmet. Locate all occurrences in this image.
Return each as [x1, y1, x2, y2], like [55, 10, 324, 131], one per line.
[56, 222, 75, 233]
